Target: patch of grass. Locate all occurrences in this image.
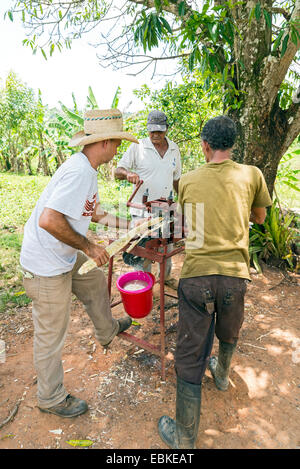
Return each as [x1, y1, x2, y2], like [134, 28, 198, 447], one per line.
[0, 173, 51, 313]
[0, 172, 133, 313]
[0, 173, 51, 228]
[0, 290, 31, 314]
[97, 178, 133, 215]
[0, 229, 30, 313]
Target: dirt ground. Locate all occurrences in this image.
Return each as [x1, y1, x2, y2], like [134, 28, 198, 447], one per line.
[0, 250, 299, 450]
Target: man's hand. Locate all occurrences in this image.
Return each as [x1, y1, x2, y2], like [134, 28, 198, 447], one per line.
[127, 171, 140, 184]
[115, 166, 140, 185]
[92, 203, 130, 229]
[132, 217, 150, 227]
[250, 206, 267, 224]
[83, 240, 110, 267]
[39, 208, 110, 266]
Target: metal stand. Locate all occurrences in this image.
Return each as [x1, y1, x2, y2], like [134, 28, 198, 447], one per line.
[108, 239, 184, 380]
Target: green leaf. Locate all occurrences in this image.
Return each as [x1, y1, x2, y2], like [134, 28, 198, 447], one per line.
[222, 64, 229, 82]
[238, 59, 245, 70]
[188, 49, 195, 71]
[273, 29, 284, 52]
[282, 181, 300, 192]
[255, 3, 261, 21]
[154, 0, 161, 12]
[202, 1, 210, 15]
[248, 7, 255, 25]
[7, 11, 13, 22]
[160, 17, 172, 34]
[59, 103, 84, 126]
[281, 33, 289, 57]
[252, 253, 262, 273]
[207, 23, 218, 43]
[178, 1, 185, 17]
[132, 320, 141, 326]
[291, 27, 299, 46]
[41, 49, 47, 61]
[66, 439, 94, 447]
[207, 54, 214, 72]
[111, 86, 121, 109]
[263, 9, 271, 29]
[87, 86, 98, 108]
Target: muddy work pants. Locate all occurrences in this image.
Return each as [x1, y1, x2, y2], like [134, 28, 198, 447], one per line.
[22, 252, 119, 409]
[175, 275, 247, 385]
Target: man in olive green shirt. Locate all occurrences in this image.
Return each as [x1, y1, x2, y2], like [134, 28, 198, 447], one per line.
[158, 115, 272, 449]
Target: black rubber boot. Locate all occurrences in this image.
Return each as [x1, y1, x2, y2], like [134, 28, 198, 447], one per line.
[103, 316, 132, 349]
[117, 316, 132, 334]
[208, 340, 237, 391]
[39, 394, 88, 418]
[158, 376, 201, 449]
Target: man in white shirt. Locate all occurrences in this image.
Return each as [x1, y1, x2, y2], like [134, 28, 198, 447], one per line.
[114, 110, 182, 288]
[20, 109, 138, 418]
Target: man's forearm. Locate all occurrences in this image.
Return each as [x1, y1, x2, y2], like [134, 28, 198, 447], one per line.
[173, 179, 179, 194]
[114, 167, 128, 180]
[250, 206, 267, 224]
[92, 206, 129, 229]
[39, 208, 90, 253]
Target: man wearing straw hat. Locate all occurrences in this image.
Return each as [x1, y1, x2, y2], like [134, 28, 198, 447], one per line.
[20, 109, 138, 418]
[114, 110, 182, 289]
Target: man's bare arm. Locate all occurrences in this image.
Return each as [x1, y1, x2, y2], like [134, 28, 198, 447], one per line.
[114, 166, 140, 184]
[173, 179, 179, 194]
[39, 208, 109, 266]
[250, 206, 267, 224]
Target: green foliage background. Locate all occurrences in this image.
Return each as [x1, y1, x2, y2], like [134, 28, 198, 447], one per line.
[0, 68, 299, 315]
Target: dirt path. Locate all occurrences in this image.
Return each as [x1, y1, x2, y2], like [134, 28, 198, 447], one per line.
[0, 253, 299, 450]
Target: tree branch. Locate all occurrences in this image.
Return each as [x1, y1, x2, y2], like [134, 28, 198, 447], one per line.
[271, 94, 300, 157]
[262, 0, 300, 112]
[128, 0, 194, 21]
[271, 7, 291, 21]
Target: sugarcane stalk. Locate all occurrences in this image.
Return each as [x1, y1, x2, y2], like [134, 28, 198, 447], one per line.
[126, 221, 164, 253]
[78, 217, 162, 274]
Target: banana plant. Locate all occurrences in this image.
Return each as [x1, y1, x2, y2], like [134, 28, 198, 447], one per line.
[50, 85, 121, 145]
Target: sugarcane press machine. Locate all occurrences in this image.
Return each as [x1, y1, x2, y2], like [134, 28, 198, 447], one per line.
[107, 181, 185, 380]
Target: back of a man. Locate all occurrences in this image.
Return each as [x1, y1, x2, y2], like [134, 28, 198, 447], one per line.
[179, 159, 271, 280]
[158, 115, 272, 450]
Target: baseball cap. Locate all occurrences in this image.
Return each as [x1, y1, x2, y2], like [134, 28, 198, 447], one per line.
[147, 110, 168, 132]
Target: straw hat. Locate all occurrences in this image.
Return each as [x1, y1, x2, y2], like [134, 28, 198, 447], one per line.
[69, 109, 139, 147]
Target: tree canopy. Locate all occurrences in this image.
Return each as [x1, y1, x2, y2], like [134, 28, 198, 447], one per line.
[5, 0, 300, 193]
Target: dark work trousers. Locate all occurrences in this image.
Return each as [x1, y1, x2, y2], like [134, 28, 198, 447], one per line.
[175, 275, 247, 385]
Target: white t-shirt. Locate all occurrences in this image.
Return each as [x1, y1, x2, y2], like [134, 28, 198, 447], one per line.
[20, 152, 99, 276]
[117, 137, 181, 216]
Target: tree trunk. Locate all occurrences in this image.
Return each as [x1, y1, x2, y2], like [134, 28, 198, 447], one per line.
[56, 149, 65, 167]
[228, 0, 300, 196]
[37, 132, 51, 176]
[24, 154, 33, 175]
[231, 98, 300, 196]
[1, 153, 11, 171]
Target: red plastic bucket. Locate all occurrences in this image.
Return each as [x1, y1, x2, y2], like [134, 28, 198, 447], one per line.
[116, 271, 155, 319]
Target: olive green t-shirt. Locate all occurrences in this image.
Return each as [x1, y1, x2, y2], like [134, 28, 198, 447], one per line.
[178, 160, 272, 280]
